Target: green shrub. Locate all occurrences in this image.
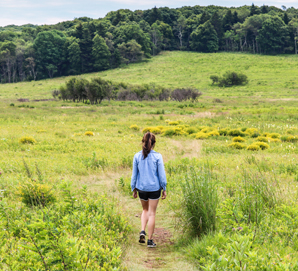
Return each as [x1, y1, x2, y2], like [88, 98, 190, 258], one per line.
[281, 135, 298, 142]
[162, 127, 187, 136]
[232, 136, 246, 143]
[142, 126, 163, 134]
[201, 127, 216, 133]
[129, 124, 139, 131]
[255, 136, 268, 143]
[9, 103, 14, 106]
[180, 166, 218, 236]
[255, 142, 270, 150]
[218, 128, 230, 136]
[84, 131, 94, 136]
[19, 136, 36, 144]
[286, 128, 298, 135]
[212, 71, 248, 87]
[227, 129, 245, 137]
[247, 144, 260, 151]
[228, 142, 246, 149]
[207, 130, 220, 137]
[17, 180, 56, 207]
[196, 132, 209, 139]
[168, 121, 179, 126]
[185, 127, 198, 134]
[269, 133, 280, 139]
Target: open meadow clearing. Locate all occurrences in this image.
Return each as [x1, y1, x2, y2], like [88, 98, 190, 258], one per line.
[0, 51, 298, 270]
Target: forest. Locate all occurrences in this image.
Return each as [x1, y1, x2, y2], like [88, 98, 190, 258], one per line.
[0, 4, 298, 84]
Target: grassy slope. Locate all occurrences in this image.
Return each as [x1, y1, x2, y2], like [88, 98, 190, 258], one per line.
[1, 51, 298, 269]
[1, 51, 298, 101]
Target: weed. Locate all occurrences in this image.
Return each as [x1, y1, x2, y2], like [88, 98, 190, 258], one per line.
[19, 136, 36, 144]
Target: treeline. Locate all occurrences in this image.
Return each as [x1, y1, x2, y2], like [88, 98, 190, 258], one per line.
[55, 77, 202, 103]
[1, 4, 298, 83]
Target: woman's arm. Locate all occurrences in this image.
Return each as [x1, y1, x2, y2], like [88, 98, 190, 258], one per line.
[157, 154, 167, 192]
[131, 154, 138, 192]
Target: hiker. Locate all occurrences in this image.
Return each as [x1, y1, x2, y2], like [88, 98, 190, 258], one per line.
[131, 132, 167, 248]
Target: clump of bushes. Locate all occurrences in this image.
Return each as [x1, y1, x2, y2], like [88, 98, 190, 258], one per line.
[247, 144, 260, 151]
[195, 133, 209, 139]
[219, 128, 230, 136]
[232, 137, 246, 143]
[84, 131, 94, 136]
[19, 136, 36, 144]
[17, 180, 56, 207]
[169, 121, 179, 126]
[228, 129, 245, 137]
[255, 136, 268, 143]
[207, 130, 220, 137]
[228, 142, 246, 149]
[281, 135, 298, 143]
[255, 142, 270, 150]
[210, 71, 248, 87]
[129, 124, 139, 131]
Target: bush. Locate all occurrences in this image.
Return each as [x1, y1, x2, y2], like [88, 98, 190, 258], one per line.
[281, 135, 298, 142]
[232, 136, 246, 143]
[19, 136, 36, 144]
[255, 136, 268, 143]
[247, 144, 260, 151]
[207, 130, 220, 137]
[228, 142, 246, 149]
[217, 71, 248, 87]
[196, 133, 209, 139]
[255, 142, 270, 150]
[245, 128, 259, 135]
[84, 131, 94, 136]
[185, 127, 198, 134]
[219, 128, 230, 136]
[162, 127, 187, 136]
[268, 138, 281, 143]
[180, 166, 218, 236]
[269, 133, 280, 139]
[17, 180, 56, 207]
[227, 129, 245, 137]
[129, 124, 139, 131]
[168, 121, 179, 126]
[142, 126, 163, 134]
[286, 128, 298, 135]
[9, 103, 14, 106]
[171, 88, 202, 102]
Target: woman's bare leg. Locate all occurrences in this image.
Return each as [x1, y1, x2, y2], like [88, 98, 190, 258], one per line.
[140, 200, 149, 231]
[148, 199, 159, 240]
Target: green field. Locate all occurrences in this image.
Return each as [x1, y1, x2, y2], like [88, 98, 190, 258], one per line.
[0, 51, 298, 270]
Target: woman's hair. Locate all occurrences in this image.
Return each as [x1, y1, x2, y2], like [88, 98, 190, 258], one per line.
[142, 132, 156, 159]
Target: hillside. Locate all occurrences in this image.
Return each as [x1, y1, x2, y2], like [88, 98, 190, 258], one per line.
[1, 51, 298, 101]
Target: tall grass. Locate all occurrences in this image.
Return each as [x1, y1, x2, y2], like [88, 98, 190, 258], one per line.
[180, 165, 218, 237]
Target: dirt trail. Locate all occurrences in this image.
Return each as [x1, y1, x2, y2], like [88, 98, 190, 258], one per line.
[82, 139, 200, 270]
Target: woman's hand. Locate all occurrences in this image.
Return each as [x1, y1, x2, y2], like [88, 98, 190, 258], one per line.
[133, 189, 138, 198]
[162, 190, 167, 200]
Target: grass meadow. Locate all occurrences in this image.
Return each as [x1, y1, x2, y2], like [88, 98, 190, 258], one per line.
[0, 51, 298, 270]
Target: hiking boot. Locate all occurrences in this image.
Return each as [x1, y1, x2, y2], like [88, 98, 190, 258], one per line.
[147, 239, 157, 248]
[139, 230, 146, 243]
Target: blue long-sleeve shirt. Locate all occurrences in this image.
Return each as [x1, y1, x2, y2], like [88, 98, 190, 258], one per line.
[131, 150, 167, 192]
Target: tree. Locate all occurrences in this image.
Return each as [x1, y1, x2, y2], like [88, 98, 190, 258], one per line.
[174, 15, 187, 49]
[118, 39, 143, 64]
[289, 18, 298, 54]
[148, 6, 162, 25]
[0, 41, 17, 83]
[150, 24, 162, 55]
[92, 34, 111, 71]
[283, 13, 289, 25]
[223, 10, 233, 32]
[257, 16, 288, 54]
[33, 30, 66, 78]
[190, 21, 218, 53]
[80, 26, 93, 73]
[67, 37, 81, 74]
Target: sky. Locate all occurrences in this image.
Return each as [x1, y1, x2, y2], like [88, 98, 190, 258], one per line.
[1, 0, 298, 27]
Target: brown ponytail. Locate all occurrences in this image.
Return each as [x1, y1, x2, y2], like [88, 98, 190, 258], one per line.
[142, 132, 156, 159]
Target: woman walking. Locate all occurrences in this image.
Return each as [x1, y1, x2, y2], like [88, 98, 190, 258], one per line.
[131, 132, 167, 248]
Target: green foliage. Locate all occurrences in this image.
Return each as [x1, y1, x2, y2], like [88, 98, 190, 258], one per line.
[228, 142, 246, 149]
[247, 144, 260, 151]
[255, 136, 268, 142]
[129, 124, 139, 131]
[179, 165, 218, 236]
[211, 71, 248, 87]
[19, 136, 36, 144]
[190, 21, 219, 53]
[228, 129, 245, 137]
[17, 180, 56, 207]
[232, 136, 246, 143]
[254, 142, 270, 150]
[92, 34, 110, 71]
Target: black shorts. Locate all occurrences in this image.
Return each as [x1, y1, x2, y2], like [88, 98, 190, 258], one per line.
[138, 190, 161, 201]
